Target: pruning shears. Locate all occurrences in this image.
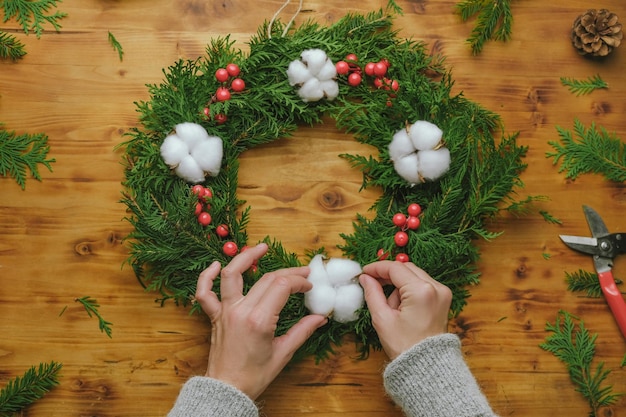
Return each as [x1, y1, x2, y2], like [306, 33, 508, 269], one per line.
[559, 205, 626, 339]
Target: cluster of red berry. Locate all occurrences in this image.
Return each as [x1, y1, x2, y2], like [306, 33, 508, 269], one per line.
[335, 54, 399, 105]
[377, 203, 422, 263]
[191, 184, 239, 257]
[203, 63, 245, 124]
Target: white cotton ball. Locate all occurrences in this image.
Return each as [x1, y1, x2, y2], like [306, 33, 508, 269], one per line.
[388, 128, 415, 161]
[332, 284, 364, 323]
[320, 80, 339, 101]
[160, 134, 189, 167]
[325, 258, 362, 287]
[393, 153, 422, 185]
[175, 155, 205, 183]
[175, 122, 211, 150]
[316, 59, 337, 81]
[307, 254, 330, 286]
[417, 147, 451, 181]
[298, 78, 324, 102]
[191, 136, 223, 177]
[300, 49, 328, 75]
[304, 283, 336, 317]
[287, 60, 312, 86]
[409, 120, 443, 151]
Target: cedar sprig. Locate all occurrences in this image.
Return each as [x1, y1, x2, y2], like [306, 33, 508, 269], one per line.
[540, 311, 622, 416]
[566, 269, 623, 298]
[120, 7, 527, 360]
[456, 0, 515, 54]
[0, 361, 62, 415]
[560, 74, 608, 96]
[2, 0, 67, 37]
[547, 119, 626, 182]
[75, 296, 113, 338]
[0, 127, 55, 189]
[0, 31, 26, 60]
[108, 31, 123, 62]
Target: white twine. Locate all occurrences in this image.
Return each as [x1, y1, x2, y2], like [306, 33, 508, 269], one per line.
[268, 0, 304, 38]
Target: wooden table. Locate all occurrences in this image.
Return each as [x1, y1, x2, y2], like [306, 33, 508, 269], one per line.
[2, 0, 625, 415]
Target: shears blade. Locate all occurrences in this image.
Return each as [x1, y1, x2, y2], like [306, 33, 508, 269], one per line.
[559, 235, 598, 256]
[583, 205, 610, 238]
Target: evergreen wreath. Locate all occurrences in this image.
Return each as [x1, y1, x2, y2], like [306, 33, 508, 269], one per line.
[120, 5, 527, 360]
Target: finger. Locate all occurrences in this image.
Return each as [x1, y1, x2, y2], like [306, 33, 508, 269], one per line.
[387, 288, 401, 309]
[362, 261, 417, 289]
[252, 272, 313, 318]
[220, 243, 269, 302]
[359, 274, 393, 317]
[195, 261, 222, 319]
[245, 266, 310, 305]
[272, 314, 327, 364]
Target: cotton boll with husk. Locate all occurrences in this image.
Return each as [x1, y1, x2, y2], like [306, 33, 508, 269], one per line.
[393, 153, 422, 185]
[409, 120, 443, 151]
[287, 60, 311, 86]
[304, 254, 364, 322]
[160, 134, 189, 167]
[417, 148, 451, 181]
[175, 155, 205, 184]
[388, 128, 414, 161]
[325, 257, 362, 287]
[175, 122, 211, 150]
[190, 136, 223, 177]
[300, 48, 328, 74]
[304, 284, 336, 317]
[333, 284, 364, 323]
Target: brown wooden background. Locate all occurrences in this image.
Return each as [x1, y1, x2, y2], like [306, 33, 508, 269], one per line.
[2, 0, 626, 415]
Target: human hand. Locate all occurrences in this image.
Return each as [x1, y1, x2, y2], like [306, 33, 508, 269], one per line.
[359, 261, 452, 360]
[194, 243, 327, 400]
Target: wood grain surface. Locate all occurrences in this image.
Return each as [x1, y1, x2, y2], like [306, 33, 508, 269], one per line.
[2, 0, 626, 416]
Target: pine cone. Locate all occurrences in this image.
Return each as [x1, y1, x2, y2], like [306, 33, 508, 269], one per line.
[571, 9, 623, 57]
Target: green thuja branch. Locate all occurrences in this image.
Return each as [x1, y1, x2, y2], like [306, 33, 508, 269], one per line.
[0, 31, 26, 60]
[108, 31, 123, 62]
[566, 269, 623, 298]
[540, 311, 622, 416]
[0, 361, 62, 415]
[456, 0, 515, 54]
[75, 296, 113, 338]
[560, 74, 608, 96]
[2, 0, 67, 37]
[547, 119, 626, 182]
[0, 128, 55, 189]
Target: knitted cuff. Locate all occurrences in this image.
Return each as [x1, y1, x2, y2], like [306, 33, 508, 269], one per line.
[383, 334, 496, 417]
[168, 376, 259, 417]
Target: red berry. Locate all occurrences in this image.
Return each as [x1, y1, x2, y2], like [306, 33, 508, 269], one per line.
[231, 78, 245, 92]
[249, 264, 258, 274]
[407, 216, 421, 230]
[198, 212, 212, 226]
[373, 77, 383, 88]
[348, 72, 362, 86]
[390, 79, 399, 91]
[226, 63, 240, 77]
[223, 241, 238, 257]
[380, 58, 391, 68]
[216, 224, 229, 238]
[407, 203, 422, 217]
[345, 53, 358, 62]
[394, 231, 409, 247]
[192, 185, 205, 196]
[395, 253, 409, 263]
[214, 113, 228, 124]
[373, 61, 387, 77]
[392, 213, 407, 228]
[201, 187, 213, 200]
[203, 107, 210, 117]
[377, 248, 389, 260]
[215, 68, 229, 82]
[364, 62, 376, 76]
[335, 61, 350, 75]
[215, 87, 231, 102]
[194, 202, 203, 216]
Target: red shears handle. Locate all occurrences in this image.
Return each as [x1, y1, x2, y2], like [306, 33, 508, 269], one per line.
[598, 270, 626, 339]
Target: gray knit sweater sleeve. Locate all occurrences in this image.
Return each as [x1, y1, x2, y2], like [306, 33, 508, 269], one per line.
[167, 376, 258, 417]
[383, 333, 498, 417]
